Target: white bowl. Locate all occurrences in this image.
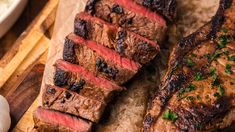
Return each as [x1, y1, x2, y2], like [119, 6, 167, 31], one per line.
[0, 0, 28, 38]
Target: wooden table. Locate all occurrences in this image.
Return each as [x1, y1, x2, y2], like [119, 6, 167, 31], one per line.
[0, 0, 57, 131]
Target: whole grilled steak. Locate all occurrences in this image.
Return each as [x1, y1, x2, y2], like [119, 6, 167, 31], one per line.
[43, 85, 105, 122]
[85, 0, 167, 43]
[54, 59, 123, 103]
[63, 33, 141, 85]
[74, 12, 160, 64]
[144, 0, 235, 131]
[33, 107, 92, 132]
[133, 0, 176, 21]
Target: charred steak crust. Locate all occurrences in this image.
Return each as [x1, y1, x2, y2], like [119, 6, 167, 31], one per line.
[33, 107, 92, 132]
[74, 12, 160, 64]
[63, 33, 141, 85]
[43, 85, 105, 123]
[144, 0, 235, 131]
[85, 0, 167, 43]
[133, 0, 177, 21]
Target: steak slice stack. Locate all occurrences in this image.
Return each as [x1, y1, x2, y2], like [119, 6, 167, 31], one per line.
[144, 0, 235, 131]
[34, 0, 176, 131]
[74, 12, 160, 64]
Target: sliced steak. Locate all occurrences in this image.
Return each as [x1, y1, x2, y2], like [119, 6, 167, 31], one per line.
[74, 12, 160, 64]
[54, 59, 123, 103]
[42, 85, 105, 122]
[144, 0, 235, 131]
[33, 107, 92, 132]
[133, 0, 177, 21]
[63, 33, 141, 85]
[85, 0, 167, 43]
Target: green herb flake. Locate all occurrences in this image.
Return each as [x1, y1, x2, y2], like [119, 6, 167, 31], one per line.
[218, 35, 230, 49]
[204, 53, 211, 60]
[210, 68, 216, 76]
[186, 58, 195, 67]
[213, 92, 221, 98]
[222, 27, 228, 33]
[196, 95, 201, 99]
[191, 53, 197, 58]
[177, 84, 196, 98]
[211, 75, 220, 87]
[225, 64, 232, 74]
[210, 52, 222, 61]
[224, 50, 230, 56]
[219, 85, 225, 96]
[162, 109, 178, 122]
[229, 55, 235, 62]
[186, 96, 195, 101]
[194, 72, 203, 81]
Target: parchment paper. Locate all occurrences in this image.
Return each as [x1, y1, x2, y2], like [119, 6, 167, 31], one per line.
[39, 0, 219, 131]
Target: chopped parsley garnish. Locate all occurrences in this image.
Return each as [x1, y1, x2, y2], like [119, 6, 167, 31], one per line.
[210, 51, 222, 61]
[211, 75, 220, 87]
[194, 72, 203, 81]
[225, 64, 232, 74]
[186, 58, 195, 67]
[229, 55, 235, 62]
[222, 27, 228, 33]
[196, 95, 201, 99]
[191, 53, 197, 57]
[218, 35, 230, 49]
[218, 85, 225, 96]
[213, 92, 221, 98]
[204, 53, 211, 60]
[177, 84, 196, 98]
[186, 96, 195, 101]
[162, 109, 178, 121]
[224, 50, 230, 56]
[210, 67, 216, 76]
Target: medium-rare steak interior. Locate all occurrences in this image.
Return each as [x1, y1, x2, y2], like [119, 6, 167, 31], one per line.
[144, 0, 235, 131]
[74, 12, 160, 64]
[63, 33, 141, 84]
[34, 107, 92, 132]
[85, 0, 167, 43]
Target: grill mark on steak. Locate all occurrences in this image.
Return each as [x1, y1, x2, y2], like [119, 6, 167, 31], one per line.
[42, 85, 105, 122]
[74, 12, 160, 64]
[63, 33, 141, 84]
[85, 0, 167, 43]
[144, 0, 235, 131]
[133, 0, 177, 21]
[54, 59, 123, 103]
[33, 107, 92, 132]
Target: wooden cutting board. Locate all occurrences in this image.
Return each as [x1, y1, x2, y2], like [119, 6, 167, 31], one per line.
[0, 0, 58, 131]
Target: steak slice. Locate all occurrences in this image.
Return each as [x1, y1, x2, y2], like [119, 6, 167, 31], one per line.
[54, 59, 123, 103]
[144, 0, 235, 131]
[74, 12, 160, 64]
[85, 0, 167, 43]
[132, 0, 177, 21]
[42, 85, 105, 122]
[63, 33, 141, 85]
[33, 107, 92, 132]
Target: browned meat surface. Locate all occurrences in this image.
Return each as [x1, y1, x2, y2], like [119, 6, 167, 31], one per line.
[85, 0, 167, 43]
[74, 12, 160, 64]
[133, 0, 177, 21]
[33, 107, 92, 132]
[54, 59, 123, 103]
[42, 85, 105, 123]
[63, 33, 141, 85]
[144, 0, 235, 131]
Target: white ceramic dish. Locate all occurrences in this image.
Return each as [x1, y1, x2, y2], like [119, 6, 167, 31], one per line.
[0, 0, 28, 38]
